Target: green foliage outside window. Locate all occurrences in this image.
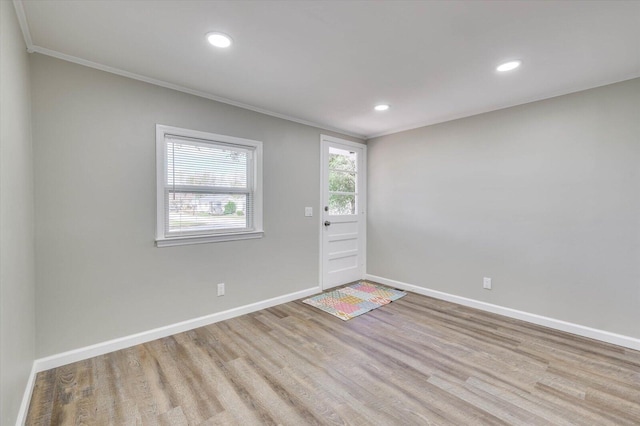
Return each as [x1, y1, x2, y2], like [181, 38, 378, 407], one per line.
[329, 152, 356, 214]
[224, 201, 237, 215]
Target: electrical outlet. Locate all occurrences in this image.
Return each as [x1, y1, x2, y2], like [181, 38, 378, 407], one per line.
[217, 283, 225, 296]
[483, 277, 492, 290]
[305, 207, 313, 217]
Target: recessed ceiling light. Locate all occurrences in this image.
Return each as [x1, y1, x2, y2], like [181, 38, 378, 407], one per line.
[496, 60, 521, 72]
[206, 32, 233, 48]
[374, 104, 390, 111]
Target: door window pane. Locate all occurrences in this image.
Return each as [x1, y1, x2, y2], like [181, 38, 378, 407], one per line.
[329, 147, 356, 172]
[329, 170, 356, 192]
[329, 194, 356, 215]
[328, 146, 357, 215]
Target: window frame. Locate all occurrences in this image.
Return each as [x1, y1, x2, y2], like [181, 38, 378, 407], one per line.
[156, 124, 263, 247]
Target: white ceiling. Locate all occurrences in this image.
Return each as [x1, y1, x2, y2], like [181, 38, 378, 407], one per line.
[18, 0, 640, 139]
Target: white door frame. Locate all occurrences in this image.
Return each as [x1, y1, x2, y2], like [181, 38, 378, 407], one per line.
[319, 134, 367, 290]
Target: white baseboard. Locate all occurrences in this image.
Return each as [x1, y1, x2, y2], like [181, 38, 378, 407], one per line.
[366, 274, 640, 351]
[34, 286, 321, 373]
[15, 362, 37, 426]
[20, 276, 638, 425]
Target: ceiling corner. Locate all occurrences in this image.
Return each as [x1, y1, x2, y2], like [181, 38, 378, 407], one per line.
[12, 0, 35, 52]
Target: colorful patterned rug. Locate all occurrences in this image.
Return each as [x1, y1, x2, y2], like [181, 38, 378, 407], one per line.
[302, 282, 407, 320]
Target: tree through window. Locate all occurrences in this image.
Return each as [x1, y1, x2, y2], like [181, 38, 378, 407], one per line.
[328, 147, 357, 215]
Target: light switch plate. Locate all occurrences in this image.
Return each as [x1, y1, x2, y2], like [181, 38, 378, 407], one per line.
[483, 277, 492, 290]
[305, 207, 313, 217]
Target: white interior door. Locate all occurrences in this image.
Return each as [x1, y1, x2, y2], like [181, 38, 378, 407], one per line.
[320, 135, 366, 290]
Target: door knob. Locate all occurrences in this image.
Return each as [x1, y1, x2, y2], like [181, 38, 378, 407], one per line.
[324, 221, 331, 226]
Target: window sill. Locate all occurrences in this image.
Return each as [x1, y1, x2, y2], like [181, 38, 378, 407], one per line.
[156, 231, 264, 247]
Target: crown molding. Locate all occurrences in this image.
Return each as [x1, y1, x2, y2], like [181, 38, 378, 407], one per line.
[17, 1, 638, 143]
[12, 0, 33, 52]
[365, 73, 640, 140]
[10, 1, 365, 140]
[30, 45, 366, 139]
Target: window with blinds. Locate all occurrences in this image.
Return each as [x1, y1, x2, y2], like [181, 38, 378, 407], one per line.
[156, 125, 263, 247]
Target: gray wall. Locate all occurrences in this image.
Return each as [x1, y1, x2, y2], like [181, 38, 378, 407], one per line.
[367, 78, 640, 339]
[0, 1, 36, 424]
[31, 54, 363, 357]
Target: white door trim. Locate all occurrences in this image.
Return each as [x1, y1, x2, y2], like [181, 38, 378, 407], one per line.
[319, 135, 367, 290]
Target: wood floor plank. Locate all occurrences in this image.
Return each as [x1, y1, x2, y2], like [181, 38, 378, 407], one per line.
[144, 336, 216, 425]
[26, 286, 640, 425]
[157, 406, 189, 426]
[25, 369, 56, 425]
[114, 346, 160, 425]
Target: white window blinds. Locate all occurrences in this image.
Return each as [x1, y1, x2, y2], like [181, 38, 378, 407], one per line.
[156, 125, 263, 246]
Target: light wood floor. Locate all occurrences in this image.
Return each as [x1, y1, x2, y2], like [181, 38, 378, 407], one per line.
[27, 286, 640, 425]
